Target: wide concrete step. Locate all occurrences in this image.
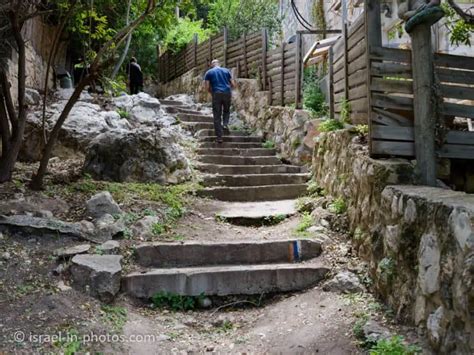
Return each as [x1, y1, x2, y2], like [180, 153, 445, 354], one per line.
[135, 239, 322, 268]
[202, 173, 310, 187]
[215, 200, 298, 223]
[182, 122, 214, 132]
[124, 262, 330, 298]
[179, 113, 214, 123]
[198, 155, 282, 166]
[199, 142, 264, 149]
[197, 163, 303, 175]
[196, 129, 249, 137]
[196, 148, 276, 156]
[199, 136, 263, 143]
[198, 184, 308, 201]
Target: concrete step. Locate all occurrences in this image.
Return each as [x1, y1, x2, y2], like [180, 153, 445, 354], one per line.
[215, 200, 298, 224]
[196, 148, 276, 156]
[202, 173, 310, 187]
[199, 142, 264, 149]
[199, 136, 263, 143]
[198, 155, 282, 166]
[164, 106, 206, 115]
[196, 129, 249, 137]
[135, 239, 322, 268]
[197, 163, 303, 175]
[197, 184, 308, 201]
[124, 262, 330, 298]
[181, 122, 214, 132]
[178, 113, 214, 123]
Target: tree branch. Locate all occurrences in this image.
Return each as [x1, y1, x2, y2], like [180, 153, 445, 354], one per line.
[447, 0, 474, 25]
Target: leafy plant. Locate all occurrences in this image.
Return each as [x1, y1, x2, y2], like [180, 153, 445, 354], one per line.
[369, 336, 421, 355]
[151, 292, 204, 311]
[101, 305, 128, 332]
[307, 180, 324, 197]
[262, 140, 275, 149]
[151, 222, 166, 236]
[328, 197, 347, 214]
[117, 109, 130, 119]
[340, 99, 351, 124]
[295, 212, 313, 237]
[355, 124, 369, 136]
[163, 17, 211, 52]
[303, 67, 328, 117]
[319, 119, 344, 132]
[442, 2, 474, 46]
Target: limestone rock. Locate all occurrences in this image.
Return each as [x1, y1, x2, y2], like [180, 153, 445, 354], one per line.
[427, 306, 446, 350]
[86, 192, 122, 219]
[70, 254, 122, 303]
[362, 320, 392, 344]
[25, 88, 41, 106]
[131, 216, 161, 240]
[55, 244, 91, 259]
[94, 214, 125, 242]
[323, 271, 365, 294]
[83, 127, 191, 184]
[98, 240, 120, 255]
[417, 233, 440, 295]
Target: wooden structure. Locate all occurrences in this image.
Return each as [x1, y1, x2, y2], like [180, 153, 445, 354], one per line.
[328, 1, 474, 160]
[158, 29, 305, 108]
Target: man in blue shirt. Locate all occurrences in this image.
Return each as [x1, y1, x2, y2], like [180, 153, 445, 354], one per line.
[204, 59, 236, 143]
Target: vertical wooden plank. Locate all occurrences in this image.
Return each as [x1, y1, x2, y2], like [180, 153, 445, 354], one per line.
[342, 0, 349, 101]
[243, 33, 248, 78]
[329, 46, 334, 119]
[193, 33, 198, 69]
[262, 28, 268, 90]
[280, 42, 285, 106]
[411, 24, 437, 185]
[223, 27, 229, 67]
[208, 36, 213, 67]
[268, 76, 273, 105]
[295, 32, 303, 109]
[365, 0, 382, 155]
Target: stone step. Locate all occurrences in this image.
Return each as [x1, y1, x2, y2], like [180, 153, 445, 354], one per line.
[196, 129, 249, 137]
[196, 148, 276, 156]
[135, 239, 322, 268]
[202, 173, 310, 187]
[178, 113, 214, 123]
[199, 142, 264, 149]
[198, 155, 282, 166]
[199, 136, 263, 143]
[215, 200, 298, 223]
[197, 163, 303, 175]
[181, 122, 214, 132]
[124, 262, 330, 298]
[197, 184, 308, 201]
[159, 99, 185, 106]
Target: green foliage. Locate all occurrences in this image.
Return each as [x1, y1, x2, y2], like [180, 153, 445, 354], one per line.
[117, 108, 130, 119]
[307, 180, 324, 197]
[340, 99, 351, 123]
[262, 140, 275, 149]
[295, 212, 313, 237]
[208, 0, 281, 40]
[151, 222, 166, 236]
[53, 329, 83, 354]
[101, 305, 128, 332]
[311, 0, 327, 39]
[163, 17, 212, 52]
[355, 124, 369, 136]
[369, 336, 421, 355]
[151, 292, 204, 311]
[387, 22, 404, 41]
[378, 257, 396, 281]
[328, 197, 347, 214]
[319, 119, 344, 132]
[442, 2, 474, 46]
[303, 67, 328, 117]
[103, 76, 128, 97]
[263, 214, 287, 225]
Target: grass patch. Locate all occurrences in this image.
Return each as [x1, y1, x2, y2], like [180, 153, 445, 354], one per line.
[369, 336, 421, 355]
[328, 197, 347, 214]
[101, 305, 128, 333]
[262, 140, 275, 149]
[151, 292, 204, 312]
[319, 119, 344, 133]
[294, 212, 313, 237]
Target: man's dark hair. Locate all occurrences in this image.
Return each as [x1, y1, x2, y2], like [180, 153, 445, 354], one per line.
[130, 57, 137, 63]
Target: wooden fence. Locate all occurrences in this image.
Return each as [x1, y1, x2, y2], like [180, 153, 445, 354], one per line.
[328, 1, 474, 160]
[158, 29, 302, 107]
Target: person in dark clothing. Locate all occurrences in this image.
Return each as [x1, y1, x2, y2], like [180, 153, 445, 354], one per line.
[127, 57, 144, 95]
[203, 59, 236, 143]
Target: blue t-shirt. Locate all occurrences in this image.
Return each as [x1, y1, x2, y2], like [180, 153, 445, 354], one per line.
[204, 67, 232, 93]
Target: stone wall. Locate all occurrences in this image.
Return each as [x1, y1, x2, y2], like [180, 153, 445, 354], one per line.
[158, 70, 321, 165]
[313, 130, 474, 354]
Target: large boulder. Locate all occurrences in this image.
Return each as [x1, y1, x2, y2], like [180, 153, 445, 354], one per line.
[70, 254, 122, 303]
[86, 192, 122, 219]
[83, 127, 191, 184]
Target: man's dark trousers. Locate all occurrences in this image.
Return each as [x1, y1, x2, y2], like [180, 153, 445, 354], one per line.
[212, 92, 231, 138]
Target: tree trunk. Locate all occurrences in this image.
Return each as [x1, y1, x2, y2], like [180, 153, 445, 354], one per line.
[30, 77, 91, 190]
[111, 0, 132, 80]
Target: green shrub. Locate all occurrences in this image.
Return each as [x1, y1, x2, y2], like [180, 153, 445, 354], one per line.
[151, 292, 204, 311]
[328, 197, 347, 214]
[295, 212, 313, 237]
[319, 119, 344, 132]
[117, 109, 130, 119]
[369, 336, 421, 355]
[303, 67, 328, 117]
[355, 124, 369, 136]
[262, 140, 275, 149]
[163, 17, 211, 52]
[340, 99, 351, 123]
[151, 222, 166, 236]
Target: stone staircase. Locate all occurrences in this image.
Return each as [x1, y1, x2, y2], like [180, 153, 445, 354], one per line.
[162, 99, 309, 202]
[123, 98, 328, 299]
